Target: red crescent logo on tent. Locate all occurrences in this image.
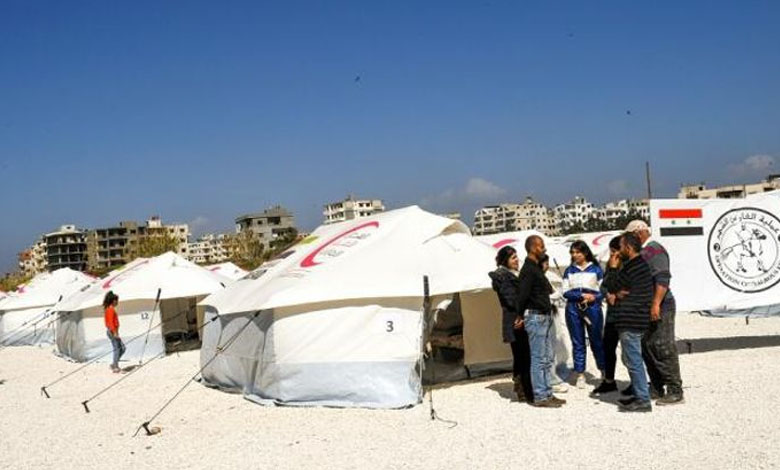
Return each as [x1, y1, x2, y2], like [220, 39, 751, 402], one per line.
[300, 221, 379, 268]
[492, 238, 517, 249]
[102, 259, 151, 289]
[592, 234, 611, 246]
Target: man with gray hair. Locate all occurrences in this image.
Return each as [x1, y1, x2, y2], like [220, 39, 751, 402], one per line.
[625, 219, 685, 405]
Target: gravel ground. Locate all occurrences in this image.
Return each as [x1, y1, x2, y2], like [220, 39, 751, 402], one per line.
[1, 314, 779, 470]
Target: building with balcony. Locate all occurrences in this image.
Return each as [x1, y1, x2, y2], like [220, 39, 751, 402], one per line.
[187, 233, 231, 265]
[473, 198, 559, 236]
[553, 197, 595, 232]
[235, 206, 296, 242]
[45, 225, 87, 272]
[323, 196, 385, 225]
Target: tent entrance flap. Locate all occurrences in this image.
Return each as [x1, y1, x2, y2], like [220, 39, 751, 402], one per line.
[423, 294, 468, 383]
[160, 297, 201, 353]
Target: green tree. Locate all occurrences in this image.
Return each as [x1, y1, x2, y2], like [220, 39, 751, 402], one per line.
[225, 231, 266, 271]
[0, 272, 32, 293]
[133, 233, 181, 259]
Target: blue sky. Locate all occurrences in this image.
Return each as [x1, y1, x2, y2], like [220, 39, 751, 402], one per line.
[1, 0, 779, 273]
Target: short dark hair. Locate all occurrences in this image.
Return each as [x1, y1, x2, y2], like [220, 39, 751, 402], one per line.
[525, 235, 541, 253]
[538, 253, 549, 266]
[620, 232, 642, 254]
[495, 246, 517, 268]
[609, 235, 621, 251]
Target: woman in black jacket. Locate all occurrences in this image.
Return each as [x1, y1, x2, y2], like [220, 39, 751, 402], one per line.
[489, 246, 533, 403]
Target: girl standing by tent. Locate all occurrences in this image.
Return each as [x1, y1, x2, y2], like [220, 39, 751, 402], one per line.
[562, 240, 606, 388]
[489, 246, 533, 403]
[104, 291, 125, 373]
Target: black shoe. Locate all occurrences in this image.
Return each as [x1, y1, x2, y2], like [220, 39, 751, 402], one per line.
[619, 400, 652, 413]
[656, 394, 685, 406]
[591, 381, 618, 395]
[618, 396, 636, 406]
[620, 385, 634, 396]
[549, 396, 567, 405]
[650, 385, 665, 399]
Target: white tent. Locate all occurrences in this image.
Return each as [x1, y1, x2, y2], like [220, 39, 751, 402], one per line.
[205, 262, 248, 281]
[0, 269, 94, 346]
[199, 206, 508, 408]
[55, 252, 229, 363]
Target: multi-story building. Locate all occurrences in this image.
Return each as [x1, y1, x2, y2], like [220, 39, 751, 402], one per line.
[86, 217, 190, 272]
[187, 233, 231, 265]
[18, 239, 48, 277]
[473, 198, 559, 236]
[440, 212, 462, 221]
[553, 197, 595, 232]
[679, 175, 780, 199]
[235, 206, 296, 243]
[45, 225, 88, 272]
[323, 196, 385, 225]
[596, 199, 650, 224]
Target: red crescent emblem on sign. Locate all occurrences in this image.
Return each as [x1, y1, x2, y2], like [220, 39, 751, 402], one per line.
[102, 259, 151, 289]
[300, 221, 379, 268]
[492, 238, 517, 249]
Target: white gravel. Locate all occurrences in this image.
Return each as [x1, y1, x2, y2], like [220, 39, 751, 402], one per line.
[1, 313, 780, 470]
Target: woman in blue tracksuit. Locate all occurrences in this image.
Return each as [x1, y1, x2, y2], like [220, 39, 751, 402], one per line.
[562, 240, 606, 388]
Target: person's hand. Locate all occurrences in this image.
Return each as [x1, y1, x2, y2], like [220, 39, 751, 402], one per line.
[616, 289, 629, 299]
[513, 317, 524, 329]
[582, 293, 596, 303]
[608, 252, 621, 269]
[607, 293, 616, 306]
[650, 303, 661, 322]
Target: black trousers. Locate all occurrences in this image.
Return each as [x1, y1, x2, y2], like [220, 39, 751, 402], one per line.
[642, 303, 683, 396]
[510, 327, 533, 401]
[603, 321, 620, 381]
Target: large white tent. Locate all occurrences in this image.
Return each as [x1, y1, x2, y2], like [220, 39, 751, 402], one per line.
[205, 262, 248, 281]
[55, 252, 229, 363]
[199, 206, 509, 408]
[0, 268, 94, 346]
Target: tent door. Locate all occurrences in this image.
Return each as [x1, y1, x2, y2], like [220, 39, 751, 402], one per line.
[160, 297, 201, 353]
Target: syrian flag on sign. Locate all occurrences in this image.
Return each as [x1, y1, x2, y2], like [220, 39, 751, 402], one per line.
[657, 208, 704, 236]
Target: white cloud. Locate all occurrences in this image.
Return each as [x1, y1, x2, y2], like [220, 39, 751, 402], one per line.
[189, 215, 209, 230]
[607, 179, 628, 195]
[729, 154, 775, 175]
[464, 177, 507, 199]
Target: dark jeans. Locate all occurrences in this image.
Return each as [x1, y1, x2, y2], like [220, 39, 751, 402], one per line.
[642, 302, 683, 396]
[603, 321, 619, 381]
[510, 327, 533, 401]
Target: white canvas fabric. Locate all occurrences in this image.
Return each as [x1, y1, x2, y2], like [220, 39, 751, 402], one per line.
[54, 252, 229, 362]
[650, 193, 780, 314]
[205, 262, 248, 281]
[0, 269, 94, 346]
[199, 206, 507, 408]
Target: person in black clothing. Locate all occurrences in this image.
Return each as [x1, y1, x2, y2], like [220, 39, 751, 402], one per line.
[591, 236, 623, 395]
[602, 232, 655, 412]
[517, 235, 566, 408]
[489, 246, 533, 403]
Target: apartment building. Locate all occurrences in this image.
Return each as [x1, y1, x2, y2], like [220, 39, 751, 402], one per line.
[473, 198, 559, 236]
[18, 239, 48, 277]
[45, 225, 88, 272]
[679, 175, 780, 199]
[596, 199, 650, 224]
[553, 197, 595, 232]
[323, 196, 385, 225]
[188, 233, 231, 265]
[235, 206, 296, 242]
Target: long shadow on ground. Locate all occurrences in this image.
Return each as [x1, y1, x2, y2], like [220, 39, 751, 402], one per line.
[677, 335, 780, 354]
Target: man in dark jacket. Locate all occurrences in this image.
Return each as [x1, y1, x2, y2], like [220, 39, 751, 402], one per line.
[603, 232, 654, 412]
[517, 235, 566, 408]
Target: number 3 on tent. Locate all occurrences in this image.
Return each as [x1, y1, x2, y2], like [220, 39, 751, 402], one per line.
[386, 321, 394, 333]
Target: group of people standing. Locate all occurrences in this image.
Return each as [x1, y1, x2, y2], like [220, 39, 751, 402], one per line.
[489, 220, 684, 412]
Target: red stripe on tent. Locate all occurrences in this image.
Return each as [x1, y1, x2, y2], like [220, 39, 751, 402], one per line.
[659, 209, 702, 219]
[492, 239, 517, 249]
[300, 221, 379, 268]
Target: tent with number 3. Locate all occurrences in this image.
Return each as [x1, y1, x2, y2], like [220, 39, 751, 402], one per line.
[199, 206, 511, 409]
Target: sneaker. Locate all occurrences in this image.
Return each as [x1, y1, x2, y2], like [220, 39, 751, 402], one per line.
[529, 398, 562, 408]
[549, 396, 567, 405]
[575, 374, 586, 389]
[618, 396, 636, 406]
[619, 400, 652, 413]
[620, 385, 635, 396]
[552, 383, 569, 394]
[656, 394, 685, 406]
[591, 381, 618, 395]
